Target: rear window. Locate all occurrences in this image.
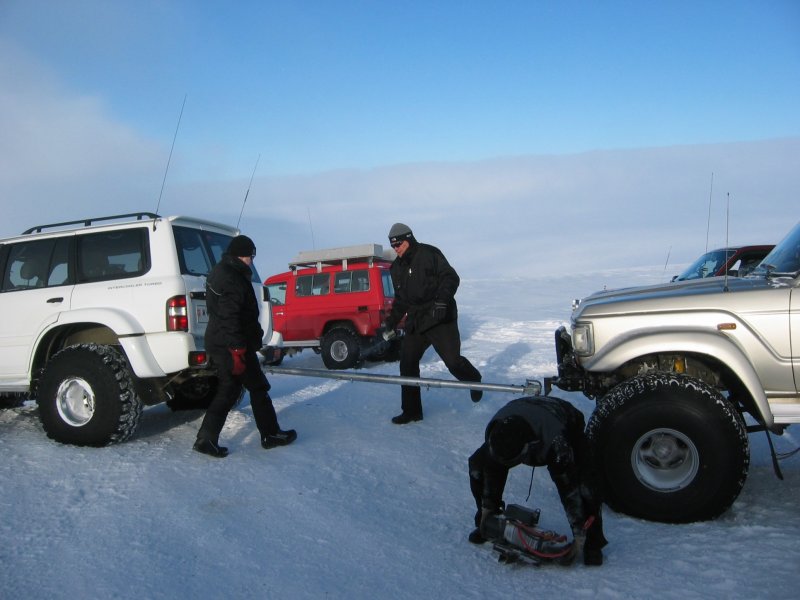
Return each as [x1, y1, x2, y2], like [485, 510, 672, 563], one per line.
[173, 226, 262, 283]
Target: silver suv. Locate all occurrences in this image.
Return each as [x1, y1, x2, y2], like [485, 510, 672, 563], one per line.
[548, 221, 800, 523]
[0, 213, 275, 446]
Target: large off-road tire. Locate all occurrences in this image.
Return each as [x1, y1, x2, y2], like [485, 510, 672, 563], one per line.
[37, 344, 143, 446]
[586, 372, 749, 523]
[321, 327, 361, 370]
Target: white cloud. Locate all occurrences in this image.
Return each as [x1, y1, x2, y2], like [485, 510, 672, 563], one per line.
[0, 41, 164, 231]
[231, 142, 798, 278]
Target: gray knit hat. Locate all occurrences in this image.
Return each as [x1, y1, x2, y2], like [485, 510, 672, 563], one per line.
[388, 223, 414, 245]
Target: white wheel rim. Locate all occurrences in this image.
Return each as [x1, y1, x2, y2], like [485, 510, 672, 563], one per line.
[631, 427, 699, 492]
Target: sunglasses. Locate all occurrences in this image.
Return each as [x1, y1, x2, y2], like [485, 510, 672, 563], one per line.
[390, 241, 405, 249]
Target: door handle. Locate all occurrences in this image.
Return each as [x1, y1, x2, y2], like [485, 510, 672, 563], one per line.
[47, 297, 64, 303]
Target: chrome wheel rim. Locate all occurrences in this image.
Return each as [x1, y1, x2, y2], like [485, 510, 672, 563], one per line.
[55, 377, 95, 427]
[330, 340, 349, 362]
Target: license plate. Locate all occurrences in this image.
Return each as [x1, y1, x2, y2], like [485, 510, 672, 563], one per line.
[196, 305, 208, 323]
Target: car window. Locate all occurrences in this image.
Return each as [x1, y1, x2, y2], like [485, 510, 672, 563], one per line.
[267, 281, 287, 305]
[3, 239, 56, 290]
[78, 228, 149, 282]
[675, 249, 731, 281]
[736, 255, 765, 278]
[174, 226, 231, 276]
[333, 269, 369, 293]
[756, 223, 800, 276]
[381, 270, 395, 298]
[352, 270, 369, 292]
[173, 226, 262, 283]
[47, 237, 71, 286]
[334, 271, 352, 293]
[296, 273, 330, 297]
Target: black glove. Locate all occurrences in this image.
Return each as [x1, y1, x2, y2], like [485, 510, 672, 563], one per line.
[478, 500, 504, 538]
[432, 301, 448, 322]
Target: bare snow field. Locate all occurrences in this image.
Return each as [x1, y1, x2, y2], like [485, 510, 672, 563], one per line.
[2, 269, 798, 599]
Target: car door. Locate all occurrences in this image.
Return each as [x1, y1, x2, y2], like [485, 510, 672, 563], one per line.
[0, 237, 73, 380]
[266, 279, 289, 339]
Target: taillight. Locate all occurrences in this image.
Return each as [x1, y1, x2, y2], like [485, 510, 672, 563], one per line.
[167, 295, 189, 331]
[188, 351, 208, 367]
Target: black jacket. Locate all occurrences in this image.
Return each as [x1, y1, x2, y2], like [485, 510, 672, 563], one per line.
[204, 253, 264, 353]
[480, 396, 597, 531]
[485, 396, 586, 468]
[386, 241, 460, 333]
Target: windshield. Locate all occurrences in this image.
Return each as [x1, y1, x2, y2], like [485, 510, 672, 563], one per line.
[674, 248, 734, 281]
[752, 222, 800, 277]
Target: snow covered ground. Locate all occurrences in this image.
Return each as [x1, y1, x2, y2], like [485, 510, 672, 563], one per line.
[2, 269, 798, 599]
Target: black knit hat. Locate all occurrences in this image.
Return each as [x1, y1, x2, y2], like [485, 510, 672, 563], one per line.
[388, 222, 414, 245]
[227, 235, 256, 257]
[488, 416, 535, 466]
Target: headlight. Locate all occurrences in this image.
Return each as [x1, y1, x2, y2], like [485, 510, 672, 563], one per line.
[571, 323, 594, 356]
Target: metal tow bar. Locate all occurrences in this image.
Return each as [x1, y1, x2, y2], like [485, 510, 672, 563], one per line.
[263, 365, 542, 396]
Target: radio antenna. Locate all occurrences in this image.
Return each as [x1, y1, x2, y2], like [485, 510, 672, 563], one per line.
[704, 172, 714, 252]
[237, 154, 261, 229]
[155, 94, 187, 216]
[307, 207, 316, 249]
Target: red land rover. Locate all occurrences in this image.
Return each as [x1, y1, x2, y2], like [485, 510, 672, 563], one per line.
[264, 244, 402, 369]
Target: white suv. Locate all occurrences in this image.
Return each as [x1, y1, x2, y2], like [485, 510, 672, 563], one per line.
[0, 213, 276, 446]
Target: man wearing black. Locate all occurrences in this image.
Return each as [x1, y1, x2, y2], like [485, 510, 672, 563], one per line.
[381, 223, 482, 424]
[468, 396, 608, 565]
[194, 235, 296, 457]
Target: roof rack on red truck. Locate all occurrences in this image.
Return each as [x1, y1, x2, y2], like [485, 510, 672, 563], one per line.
[288, 244, 393, 273]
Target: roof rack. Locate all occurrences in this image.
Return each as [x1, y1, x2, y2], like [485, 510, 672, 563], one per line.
[288, 244, 394, 273]
[23, 212, 161, 235]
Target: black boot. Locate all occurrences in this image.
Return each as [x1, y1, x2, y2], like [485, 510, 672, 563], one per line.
[193, 438, 228, 458]
[583, 547, 604, 566]
[468, 528, 487, 544]
[262, 429, 297, 449]
[391, 412, 423, 424]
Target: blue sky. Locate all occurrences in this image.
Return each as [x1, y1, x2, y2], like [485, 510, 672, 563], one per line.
[1, 1, 798, 277]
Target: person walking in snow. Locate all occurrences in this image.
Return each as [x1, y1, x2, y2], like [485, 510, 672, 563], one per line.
[193, 235, 296, 457]
[380, 223, 482, 424]
[468, 395, 608, 565]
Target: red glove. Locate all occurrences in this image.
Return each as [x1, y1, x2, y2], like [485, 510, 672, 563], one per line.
[229, 347, 247, 376]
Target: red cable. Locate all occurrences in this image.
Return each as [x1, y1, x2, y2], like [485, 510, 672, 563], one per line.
[513, 522, 572, 559]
